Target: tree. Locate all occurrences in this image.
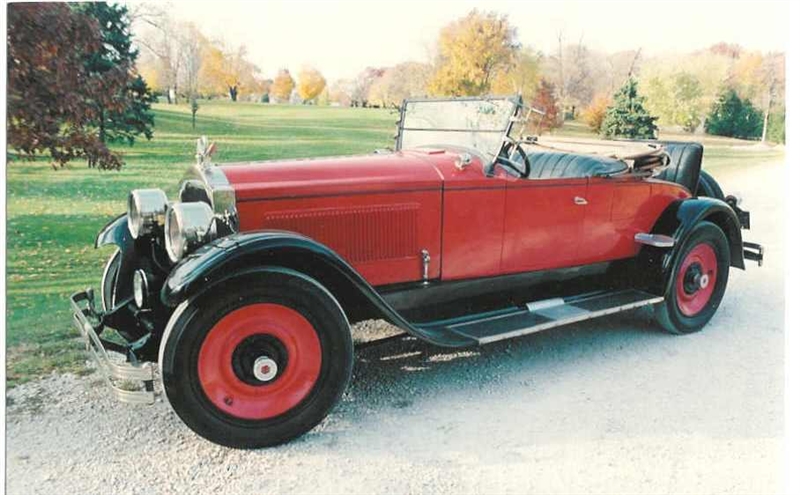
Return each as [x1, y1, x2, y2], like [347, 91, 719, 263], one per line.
[367, 62, 432, 107]
[75, 2, 154, 147]
[529, 79, 561, 132]
[601, 78, 658, 139]
[704, 88, 763, 140]
[135, 7, 182, 104]
[297, 67, 327, 103]
[491, 48, 541, 103]
[583, 94, 611, 133]
[548, 33, 594, 118]
[351, 67, 385, 107]
[271, 69, 295, 102]
[8, 3, 125, 169]
[429, 10, 519, 96]
[201, 44, 261, 101]
[642, 72, 703, 132]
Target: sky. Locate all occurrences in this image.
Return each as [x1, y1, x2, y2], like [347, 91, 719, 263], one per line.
[136, 0, 789, 81]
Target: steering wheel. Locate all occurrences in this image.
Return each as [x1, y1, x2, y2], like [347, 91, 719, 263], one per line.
[496, 141, 531, 178]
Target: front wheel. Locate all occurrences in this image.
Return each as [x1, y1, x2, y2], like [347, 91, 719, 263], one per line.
[159, 269, 353, 448]
[654, 221, 730, 334]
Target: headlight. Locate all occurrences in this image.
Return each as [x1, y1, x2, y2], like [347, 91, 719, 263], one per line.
[164, 202, 217, 262]
[128, 189, 169, 239]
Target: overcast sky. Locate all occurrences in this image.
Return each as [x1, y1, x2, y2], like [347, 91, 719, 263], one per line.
[142, 0, 789, 81]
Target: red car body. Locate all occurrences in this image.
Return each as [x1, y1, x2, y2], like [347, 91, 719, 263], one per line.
[225, 150, 690, 286]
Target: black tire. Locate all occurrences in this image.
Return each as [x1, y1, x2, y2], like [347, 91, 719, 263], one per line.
[159, 269, 354, 449]
[697, 170, 724, 199]
[101, 249, 122, 311]
[654, 221, 730, 334]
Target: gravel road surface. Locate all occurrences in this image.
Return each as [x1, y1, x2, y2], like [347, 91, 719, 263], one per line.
[6, 160, 784, 495]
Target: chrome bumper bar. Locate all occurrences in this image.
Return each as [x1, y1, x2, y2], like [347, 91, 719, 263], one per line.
[69, 289, 155, 404]
[743, 241, 765, 267]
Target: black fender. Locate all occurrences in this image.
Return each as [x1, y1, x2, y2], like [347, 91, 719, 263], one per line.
[160, 230, 475, 347]
[638, 197, 745, 294]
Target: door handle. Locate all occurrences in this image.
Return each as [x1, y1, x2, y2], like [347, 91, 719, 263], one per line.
[574, 196, 588, 205]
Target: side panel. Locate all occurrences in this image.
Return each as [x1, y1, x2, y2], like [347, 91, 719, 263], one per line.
[236, 190, 441, 286]
[501, 178, 587, 272]
[579, 178, 691, 265]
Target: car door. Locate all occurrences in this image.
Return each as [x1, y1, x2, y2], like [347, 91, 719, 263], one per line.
[500, 177, 588, 273]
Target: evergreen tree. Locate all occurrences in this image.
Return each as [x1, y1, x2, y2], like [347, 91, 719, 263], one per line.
[601, 78, 658, 139]
[75, 2, 154, 147]
[704, 88, 763, 140]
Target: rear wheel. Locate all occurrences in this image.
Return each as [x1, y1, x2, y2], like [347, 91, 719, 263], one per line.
[159, 269, 353, 448]
[654, 221, 730, 334]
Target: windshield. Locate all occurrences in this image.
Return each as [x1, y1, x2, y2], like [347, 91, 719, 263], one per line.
[396, 96, 521, 159]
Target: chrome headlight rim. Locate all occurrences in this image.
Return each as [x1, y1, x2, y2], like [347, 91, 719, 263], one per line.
[128, 189, 169, 239]
[164, 202, 217, 263]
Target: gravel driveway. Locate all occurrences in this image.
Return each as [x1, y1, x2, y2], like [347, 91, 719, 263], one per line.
[6, 160, 784, 495]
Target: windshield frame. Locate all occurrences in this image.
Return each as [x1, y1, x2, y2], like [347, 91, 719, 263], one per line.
[395, 95, 526, 169]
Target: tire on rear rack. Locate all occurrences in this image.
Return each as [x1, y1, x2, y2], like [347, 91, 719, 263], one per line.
[697, 170, 725, 200]
[654, 221, 730, 335]
[159, 268, 353, 448]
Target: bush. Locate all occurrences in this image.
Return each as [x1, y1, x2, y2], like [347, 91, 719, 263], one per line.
[601, 78, 658, 139]
[260, 93, 270, 103]
[583, 94, 611, 133]
[705, 88, 763, 140]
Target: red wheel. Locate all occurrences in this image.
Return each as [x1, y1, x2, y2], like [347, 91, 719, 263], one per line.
[675, 243, 717, 317]
[655, 221, 730, 334]
[160, 269, 353, 448]
[197, 304, 322, 420]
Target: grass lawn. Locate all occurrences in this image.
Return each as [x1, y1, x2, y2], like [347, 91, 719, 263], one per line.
[4, 101, 783, 386]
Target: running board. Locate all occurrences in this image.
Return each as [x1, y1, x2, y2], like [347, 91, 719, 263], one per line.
[427, 289, 663, 345]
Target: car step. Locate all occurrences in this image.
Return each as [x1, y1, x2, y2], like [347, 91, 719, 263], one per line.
[439, 289, 664, 345]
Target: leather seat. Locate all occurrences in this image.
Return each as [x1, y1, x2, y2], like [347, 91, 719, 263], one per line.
[526, 151, 628, 179]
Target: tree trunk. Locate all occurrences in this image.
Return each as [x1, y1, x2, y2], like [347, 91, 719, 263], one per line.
[229, 85, 238, 102]
[761, 91, 772, 144]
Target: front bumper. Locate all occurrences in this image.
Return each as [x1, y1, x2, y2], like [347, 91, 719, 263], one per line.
[69, 289, 156, 404]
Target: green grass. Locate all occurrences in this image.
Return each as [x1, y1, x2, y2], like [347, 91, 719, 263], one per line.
[4, 102, 783, 386]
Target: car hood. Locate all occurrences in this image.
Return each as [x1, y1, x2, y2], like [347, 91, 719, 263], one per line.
[220, 151, 448, 202]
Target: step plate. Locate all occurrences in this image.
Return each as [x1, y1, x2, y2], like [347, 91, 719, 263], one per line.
[447, 289, 663, 344]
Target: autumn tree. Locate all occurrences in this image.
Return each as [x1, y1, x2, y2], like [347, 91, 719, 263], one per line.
[368, 62, 432, 107]
[7, 3, 143, 169]
[201, 44, 261, 101]
[76, 2, 154, 146]
[297, 67, 327, 103]
[271, 69, 295, 102]
[491, 48, 541, 103]
[529, 79, 561, 132]
[583, 94, 611, 133]
[642, 72, 703, 132]
[601, 78, 658, 139]
[429, 10, 519, 96]
[351, 67, 385, 107]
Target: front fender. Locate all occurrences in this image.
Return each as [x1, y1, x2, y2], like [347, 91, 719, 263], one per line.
[641, 197, 745, 294]
[160, 230, 475, 348]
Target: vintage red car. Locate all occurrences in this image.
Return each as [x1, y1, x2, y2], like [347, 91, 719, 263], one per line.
[70, 96, 763, 448]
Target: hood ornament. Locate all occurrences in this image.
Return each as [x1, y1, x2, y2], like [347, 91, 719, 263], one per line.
[196, 136, 217, 169]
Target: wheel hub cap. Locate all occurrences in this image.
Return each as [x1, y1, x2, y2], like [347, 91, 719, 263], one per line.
[676, 243, 718, 317]
[253, 356, 279, 382]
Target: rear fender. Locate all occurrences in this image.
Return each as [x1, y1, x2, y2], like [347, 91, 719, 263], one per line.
[160, 231, 474, 347]
[638, 197, 745, 294]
